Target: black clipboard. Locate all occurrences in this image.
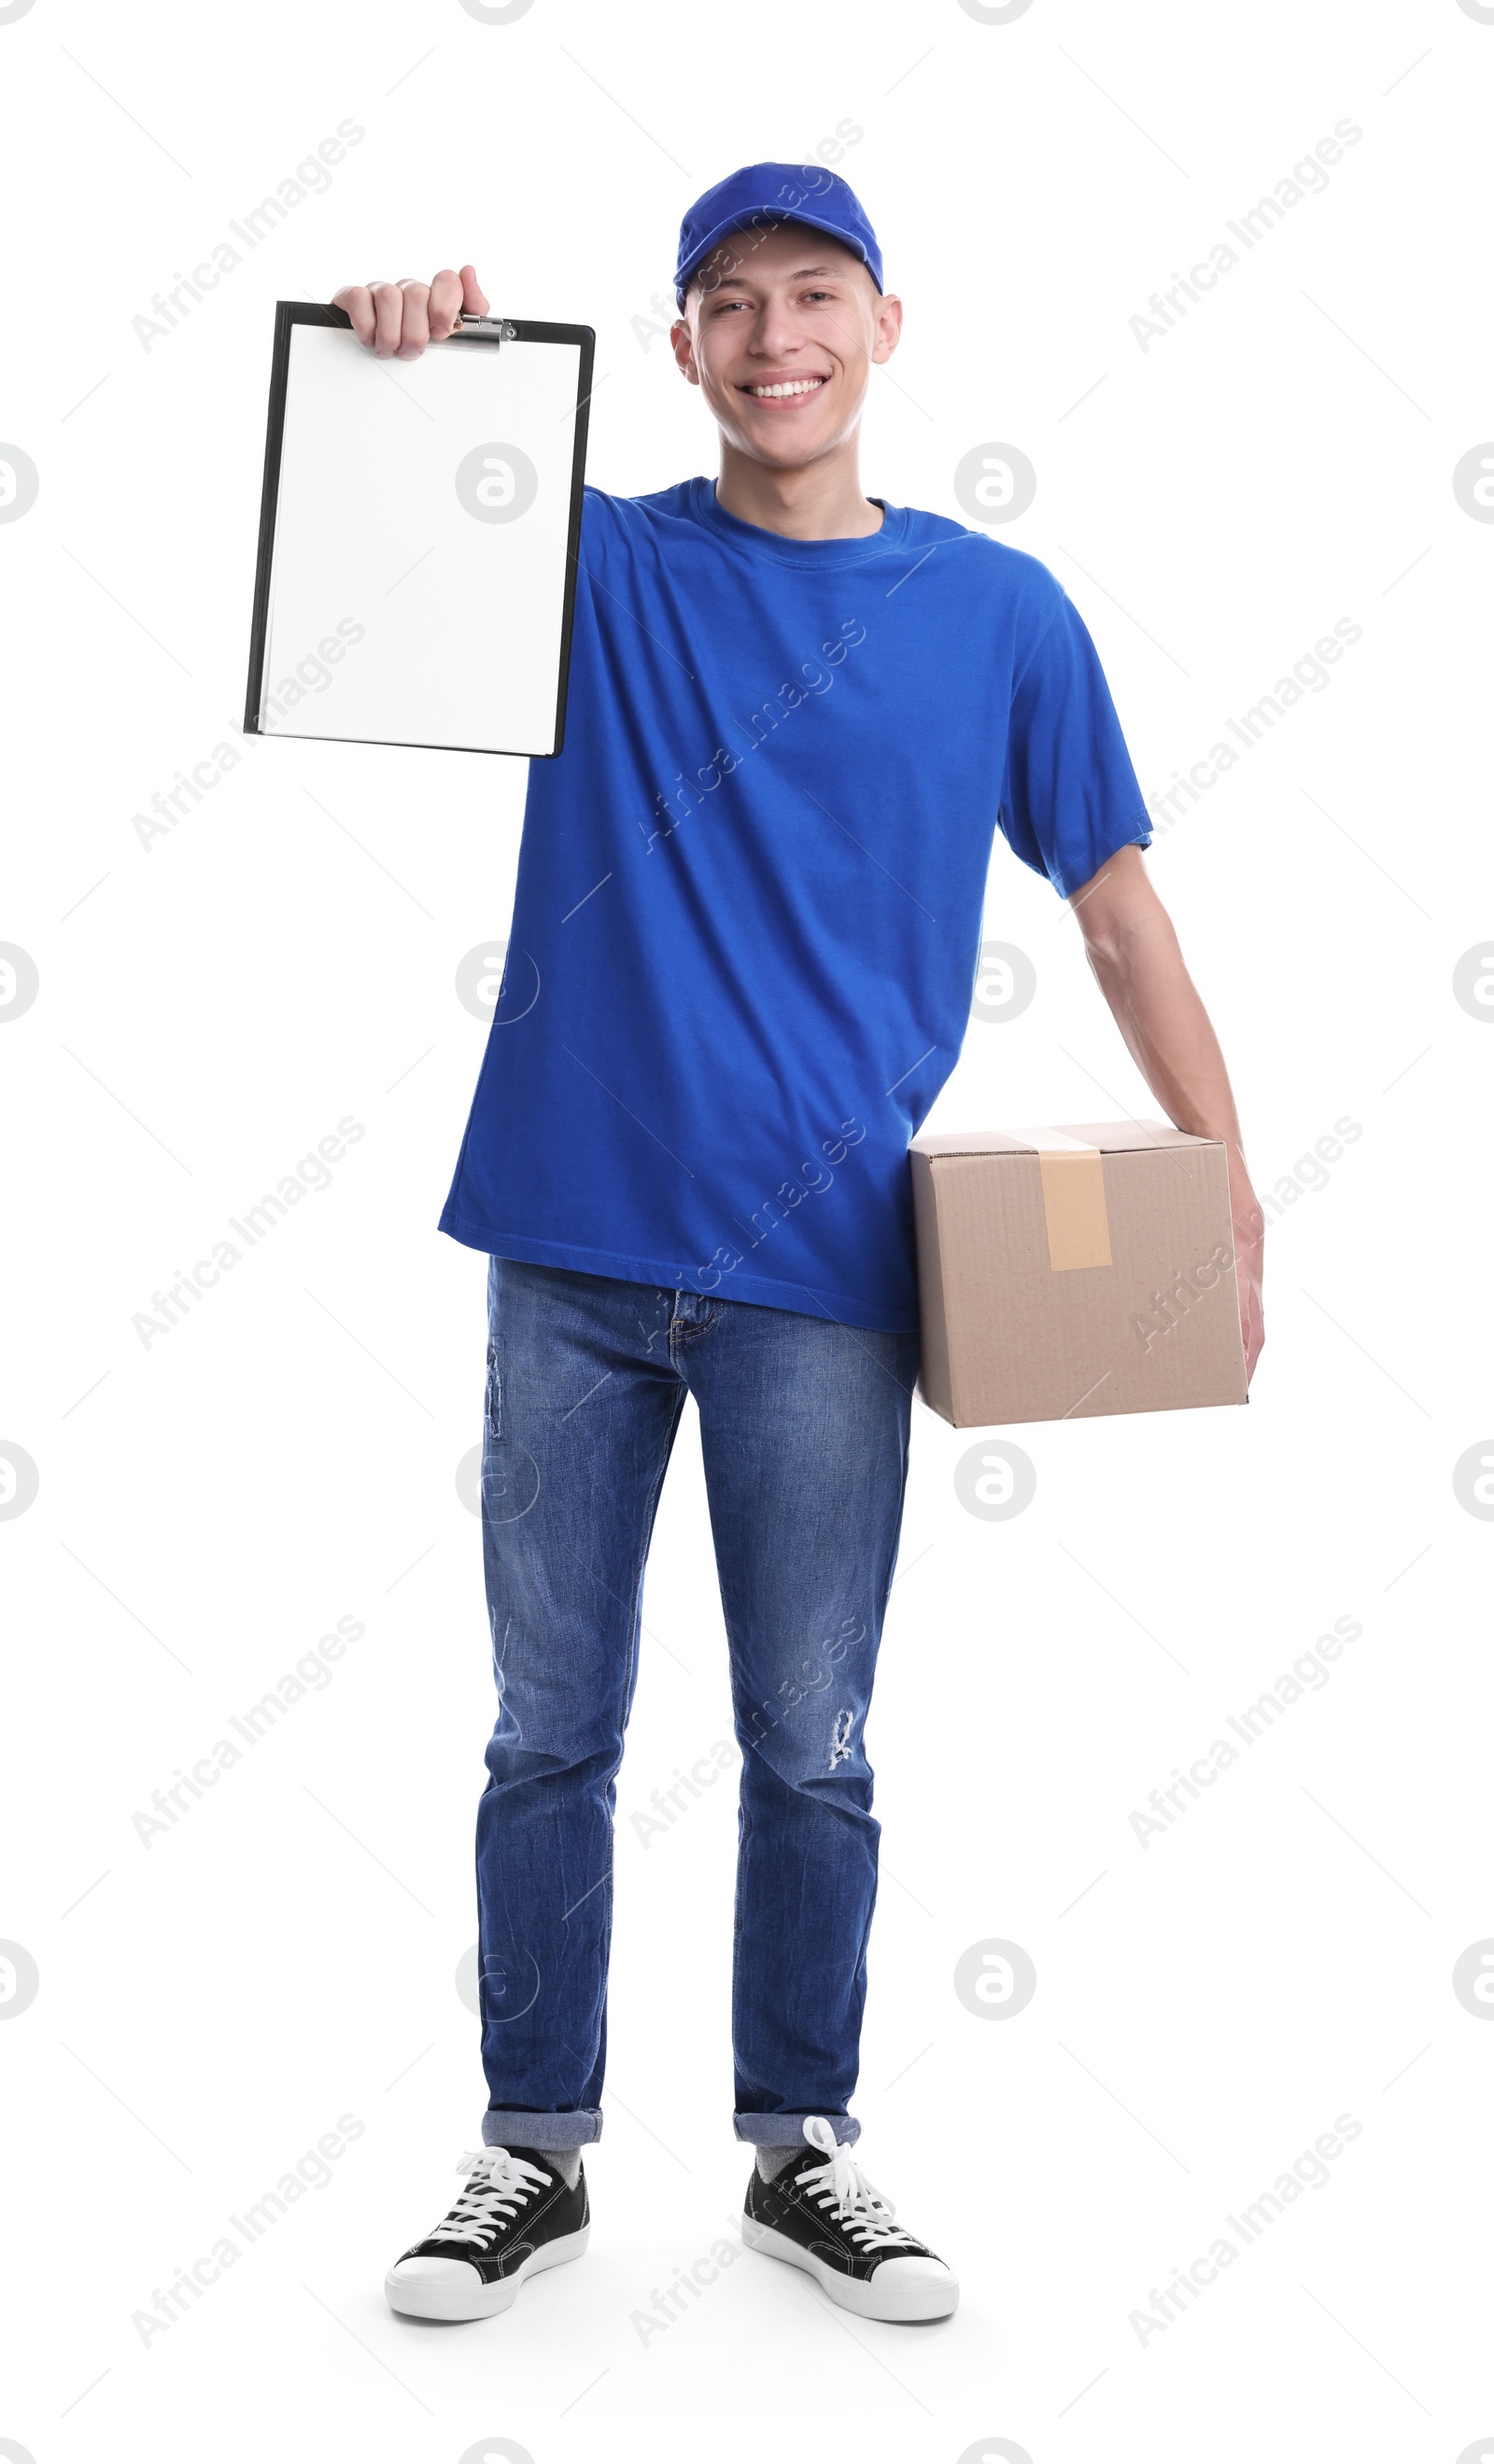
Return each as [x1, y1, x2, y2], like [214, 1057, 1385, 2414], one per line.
[244, 302, 595, 758]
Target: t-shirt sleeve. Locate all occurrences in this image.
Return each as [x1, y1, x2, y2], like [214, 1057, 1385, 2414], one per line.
[997, 585, 1153, 899]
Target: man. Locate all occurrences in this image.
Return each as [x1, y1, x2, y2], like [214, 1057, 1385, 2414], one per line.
[333, 163, 1264, 2329]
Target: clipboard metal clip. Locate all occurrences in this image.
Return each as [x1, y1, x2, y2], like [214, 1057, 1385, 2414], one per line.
[456, 313, 518, 340]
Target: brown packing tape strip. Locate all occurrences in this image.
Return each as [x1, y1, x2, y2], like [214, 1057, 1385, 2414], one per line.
[997, 1129, 1114, 1272]
[1036, 1148, 1113, 1271]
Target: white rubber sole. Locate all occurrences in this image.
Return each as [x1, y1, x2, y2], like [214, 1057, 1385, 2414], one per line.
[740, 2215, 958, 2321]
[385, 2224, 589, 2321]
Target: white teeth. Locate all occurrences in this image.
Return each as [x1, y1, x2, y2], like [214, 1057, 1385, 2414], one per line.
[748, 377, 825, 398]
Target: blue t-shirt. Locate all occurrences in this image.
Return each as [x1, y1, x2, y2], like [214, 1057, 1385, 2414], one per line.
[439, 477, 1150, 1332]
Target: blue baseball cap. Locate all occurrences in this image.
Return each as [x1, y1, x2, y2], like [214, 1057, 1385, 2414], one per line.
[674, 161, 884, 308]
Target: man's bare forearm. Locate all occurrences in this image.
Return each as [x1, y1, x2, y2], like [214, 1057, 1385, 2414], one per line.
[1070, 844, 1264, 1373]
[1076, 871, 1246, 1167]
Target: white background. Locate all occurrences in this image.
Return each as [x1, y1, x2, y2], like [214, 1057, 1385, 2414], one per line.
[2, 2, 1491, 2460]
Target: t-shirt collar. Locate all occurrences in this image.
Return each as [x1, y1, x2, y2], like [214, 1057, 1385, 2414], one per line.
[685, 474, 909, 565]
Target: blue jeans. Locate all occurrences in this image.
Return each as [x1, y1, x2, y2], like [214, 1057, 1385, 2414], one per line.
[474, 1257, 918, 2151]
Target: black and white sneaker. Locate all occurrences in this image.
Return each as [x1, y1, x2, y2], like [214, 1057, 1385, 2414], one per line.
[385, 2145, 589, 2321]
[741, 2116, 958, 2321]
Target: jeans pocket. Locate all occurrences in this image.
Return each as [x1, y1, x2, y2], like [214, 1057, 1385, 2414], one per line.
[485, 1341, 501, 1442]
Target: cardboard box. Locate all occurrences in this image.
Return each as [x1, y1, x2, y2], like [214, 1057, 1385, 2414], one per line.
[910, 1122, 1247, 1427]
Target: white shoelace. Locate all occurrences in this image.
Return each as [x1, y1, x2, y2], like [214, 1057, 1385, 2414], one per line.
[430, 2147, 553, 2250]
[791, 2115, 921, 2253]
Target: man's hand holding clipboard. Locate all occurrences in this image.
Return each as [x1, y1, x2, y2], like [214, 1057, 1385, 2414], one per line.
[331, 262, 493, 360]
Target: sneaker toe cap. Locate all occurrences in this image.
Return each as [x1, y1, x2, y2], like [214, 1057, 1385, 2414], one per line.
[388, 2254, 483, 2289]
[870, 2253, 959, 2313]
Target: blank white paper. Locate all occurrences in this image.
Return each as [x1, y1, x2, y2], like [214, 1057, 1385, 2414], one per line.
[257, 320, 584, 756]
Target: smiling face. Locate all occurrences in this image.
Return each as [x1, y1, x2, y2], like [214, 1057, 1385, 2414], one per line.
[671, 221, 902, 473]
